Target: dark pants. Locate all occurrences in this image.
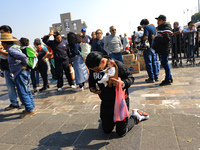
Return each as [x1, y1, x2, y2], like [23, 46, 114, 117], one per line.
[38, 62, 48, 88]
[49, 58, 57, 79]
[100, 97, 136, 137]
[30, 69, 37, 90]
[55, 59, 74, 88]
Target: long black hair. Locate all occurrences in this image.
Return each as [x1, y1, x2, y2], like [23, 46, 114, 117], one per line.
[67, 32, 81, 46]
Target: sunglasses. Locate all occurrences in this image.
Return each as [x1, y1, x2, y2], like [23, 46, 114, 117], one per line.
[96, 32, 102, 34]
[112, 29, 116, 32]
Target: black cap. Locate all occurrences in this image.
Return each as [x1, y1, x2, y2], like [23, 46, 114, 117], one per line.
[155, 15, 166, 21]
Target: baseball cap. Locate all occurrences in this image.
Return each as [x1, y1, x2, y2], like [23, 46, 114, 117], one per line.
[81, 28, 86, 32]
[155, 15, 166, 21]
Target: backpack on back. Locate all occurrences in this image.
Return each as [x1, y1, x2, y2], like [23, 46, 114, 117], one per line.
[21, 46, 38, 69]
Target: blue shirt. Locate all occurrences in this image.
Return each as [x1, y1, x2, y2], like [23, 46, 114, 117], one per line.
[143, 24, 157, 47]
[91, 38, 107, 55]
[7, 45, 28, 79]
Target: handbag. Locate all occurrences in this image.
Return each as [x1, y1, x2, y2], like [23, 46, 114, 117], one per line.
[137, 40, 150, 50]
[113, 81, 129, 122]
[69, 63, 75, 80]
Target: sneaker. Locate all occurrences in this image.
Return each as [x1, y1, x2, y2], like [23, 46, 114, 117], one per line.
[58, 88, 62, 91]
[20, 110, 36, 119]
[132, 109, 149, 123]
[18, 104, 25, 109]
[154, 77, 159, 82]
[0, 72, 4, 78]
[159, 79, 172, 86]
[70, 85, 76, 89]
[145, 78, 155, 83]
[39, 87, 47, 92]
[5, 104, 19, 111]
[74, 87, 84, 92]
[50, 79, 57, 83]
[33, 90, 38, 95]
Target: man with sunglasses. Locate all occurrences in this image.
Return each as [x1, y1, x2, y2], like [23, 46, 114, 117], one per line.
[104, 26, 123, 62]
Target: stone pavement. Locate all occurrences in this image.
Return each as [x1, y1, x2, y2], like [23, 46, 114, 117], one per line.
[0, 62, 200, 150]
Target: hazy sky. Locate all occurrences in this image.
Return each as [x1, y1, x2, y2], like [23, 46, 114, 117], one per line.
[0, 0, 199, 45]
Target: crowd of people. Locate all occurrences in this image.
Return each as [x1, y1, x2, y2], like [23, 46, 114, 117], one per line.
[0, 14, 200, 137]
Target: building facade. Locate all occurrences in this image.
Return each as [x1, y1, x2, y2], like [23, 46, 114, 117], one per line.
[52, 12, 87, 37]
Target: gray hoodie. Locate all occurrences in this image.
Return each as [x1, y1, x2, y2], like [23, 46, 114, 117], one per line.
[7, 44, 28, 79]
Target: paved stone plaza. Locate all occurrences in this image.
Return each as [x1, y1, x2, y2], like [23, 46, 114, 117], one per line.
[0, 62, 200, 150]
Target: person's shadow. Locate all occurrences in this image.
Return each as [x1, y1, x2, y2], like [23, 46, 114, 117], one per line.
[33, 121, 119, 150]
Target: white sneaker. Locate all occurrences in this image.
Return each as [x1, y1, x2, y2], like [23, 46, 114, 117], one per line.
[70, 85, 76, 89]
[74, 87, 84, 92]
[132, 109, 149, 123]
[57, 88, 62, 91]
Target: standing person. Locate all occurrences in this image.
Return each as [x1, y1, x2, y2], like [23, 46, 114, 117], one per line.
[0, 33, 35, 118]
[19, 37, 38, 94]
[86, 51, 149, 137]
[43, 28, 75, 91]
[140, 19, 160, 83]
[134, 26, 144, 48]
[67, 32, 89, 92]
[34, 39, 49, 92]
[0, 25, 24, 110]
[131, 31, 136, 49]
[89, 32, 96, 46]
[104, 26, 123, 63]
[91, 29, 107, 55]
[46, 46, 57, 82]
[183, 21, 197, 63]
[153, 15, 173, 86]
[81, 28, 91, 44]
[123, 33, 130, 51]
[172, 22, 182, 65]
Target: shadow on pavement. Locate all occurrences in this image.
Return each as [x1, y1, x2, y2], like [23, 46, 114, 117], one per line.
[33, 123, 119, 150]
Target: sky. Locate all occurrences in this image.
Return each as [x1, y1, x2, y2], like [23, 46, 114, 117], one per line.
[0, 0, 199, 45]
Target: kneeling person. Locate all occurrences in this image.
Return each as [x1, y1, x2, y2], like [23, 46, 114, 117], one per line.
[86, 51, 148, 137]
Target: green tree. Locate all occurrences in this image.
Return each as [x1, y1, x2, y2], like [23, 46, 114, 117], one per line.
[191, 12, 200, 22]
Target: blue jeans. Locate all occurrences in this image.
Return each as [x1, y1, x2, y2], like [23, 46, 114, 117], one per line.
[14, 70, 35, 112]
[109, 52, 124, 63]
[186, 45, 193, 58]
[4, 70, 18, 106]
[143, 48, 160, 79]
[159, 54, 172, 79]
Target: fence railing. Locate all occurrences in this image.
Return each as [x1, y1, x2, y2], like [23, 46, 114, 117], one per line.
[171, 30, 200, 66]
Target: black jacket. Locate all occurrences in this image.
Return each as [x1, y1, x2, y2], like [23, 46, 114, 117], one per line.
[153, 22, 173, 54]
[42, 35, 68, 61]
[89, 58, 134, 107]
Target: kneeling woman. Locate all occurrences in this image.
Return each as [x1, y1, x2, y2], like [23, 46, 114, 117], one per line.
[34, 39, 49, 92]
[67, 32, 88, 92]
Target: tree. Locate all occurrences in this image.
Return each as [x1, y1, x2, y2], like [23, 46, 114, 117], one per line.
[191, 12, 200, 22]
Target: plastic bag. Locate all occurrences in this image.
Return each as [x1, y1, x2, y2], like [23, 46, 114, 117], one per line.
[113, 81, 129, 122]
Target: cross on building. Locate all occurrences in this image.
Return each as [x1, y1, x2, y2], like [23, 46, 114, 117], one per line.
[52, 12, 87, 37]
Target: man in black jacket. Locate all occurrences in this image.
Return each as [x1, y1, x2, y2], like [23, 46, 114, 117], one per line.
[86, 51, 149, 137]
[43, 28, 75, 91]
[153, 15, 173, 86]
